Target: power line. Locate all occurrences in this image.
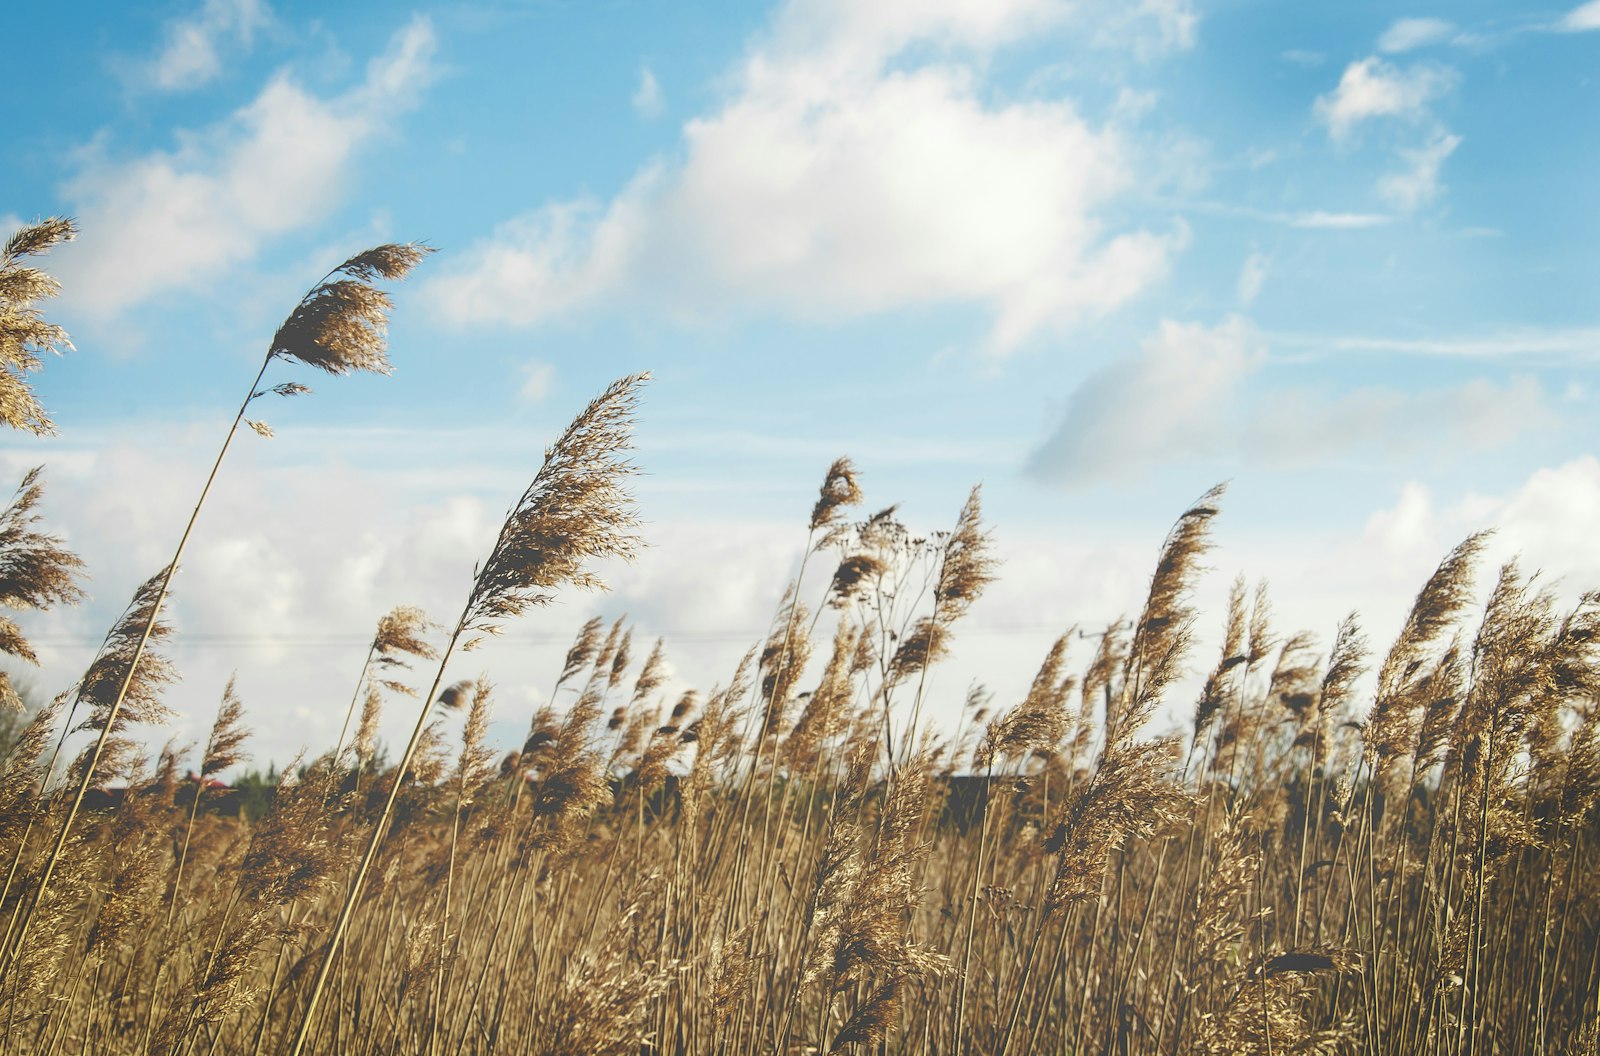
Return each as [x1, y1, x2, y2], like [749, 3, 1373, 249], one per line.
[24, 623, 1079, 649]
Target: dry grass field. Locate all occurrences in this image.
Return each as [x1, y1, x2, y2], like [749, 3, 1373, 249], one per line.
[1, 219, 1597, 1054]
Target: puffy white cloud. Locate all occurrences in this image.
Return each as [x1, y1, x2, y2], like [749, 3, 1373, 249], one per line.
[631, 66, 664, 118]
[1560, 1, 1600, 31]
[1028, 317, 1556, 487]
[1332, 459, 1600, 609]
[1377, 17, 1455, 54]
[427, 0, 1185, 355]
[54, 17, 437, 320]
[1314, 57, 1455, 140]
[1378, 131, 1462, 210]
[424, 192, 644, 326]
[144, 0, 271, 92]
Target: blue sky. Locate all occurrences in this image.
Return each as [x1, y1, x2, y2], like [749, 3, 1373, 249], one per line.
[4, 0, 1600, 766]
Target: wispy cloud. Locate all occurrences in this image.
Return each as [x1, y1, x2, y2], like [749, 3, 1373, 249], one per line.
[1132, 0, 1199, 53]
[142, 0, 272, 92]
[1183, 201, 1395, 229]
[1235, 251, 1268, 306]
[1280, 49, 1325, 67]
[1271, 326, 1600, 362]
[55, 17, 438, 320]
[1289, 210, 1393, 229]
[518, 361, 554, 403]
[1377, 18, 1456, 54]
[631, 66, 664, 118]
[1378, 130, 1462, 210]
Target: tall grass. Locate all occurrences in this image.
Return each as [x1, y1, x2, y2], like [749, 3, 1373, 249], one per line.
[0, 217, 1597, 1054]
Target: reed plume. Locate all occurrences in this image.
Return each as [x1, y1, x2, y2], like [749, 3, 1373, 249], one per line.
[1193, 577, 1250, 751]
[460, 376, 646, 644]
[0, 217, 75, 436]
[0, 568, 179, 986]
[1115, 482, 1225, 745]
[0, 467, 87, 712]
[887, 485, 996, 689]
[811, 456, 864, 549]
[2, 242, 426, 1001]
[980, 633, 1076, 767]
[167, 676, 250, 925]
[1366, 532, 1488, 774]
[289, 373, 647, 1055]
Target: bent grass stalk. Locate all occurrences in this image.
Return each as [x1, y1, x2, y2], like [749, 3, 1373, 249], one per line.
[0, 242, 429, 984]
[289, 373, 647, 1056]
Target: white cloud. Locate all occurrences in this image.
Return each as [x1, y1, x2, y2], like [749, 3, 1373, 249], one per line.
[1560, 1, 1600, 31]
[1028, 317, 1555, 487]
[1377, 17, 1455, 53]
[1236, 251, 1269, 305]
[1378, 131, 1461, 210]
[1028, 316, 1265, 486]
[1494, 459, 1600, 577]
[519, 361, 554, 403]
[1341, 458, 1600, 607]
[145, 0, 272, 92]
[427, 0, 1184, 355]
[632, 66, 664, 118]
[425, 193, 644, 326]
[1313, 56, 1463, 209]
[1134, 0, 1199, 52]
[54, 17, 437, 319]
[1314, 57, 1455, 140]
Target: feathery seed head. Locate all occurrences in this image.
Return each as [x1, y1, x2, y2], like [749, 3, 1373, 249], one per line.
[608, 627, 634, 690]
[1116, 484, 1226, 744]
[202, 675, 251, 778]
[0, 468, 87, 693]
[0, 217, 77, 435]
[933, 485, 997, 625]
[268, 243, 432, 377]
[74, 566, 179, 738]
[462, 374, 647, 646]
[435, 679, 473, 712]
[373, 604, 437, 666]
[559, 617, 606, 691]
[829, 552, 887, 607]
[811, 456, 863, 534]
[355, 684, 382, 764]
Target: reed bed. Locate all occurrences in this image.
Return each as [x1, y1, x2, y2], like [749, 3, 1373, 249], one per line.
[0, 217, 1597, 1054]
